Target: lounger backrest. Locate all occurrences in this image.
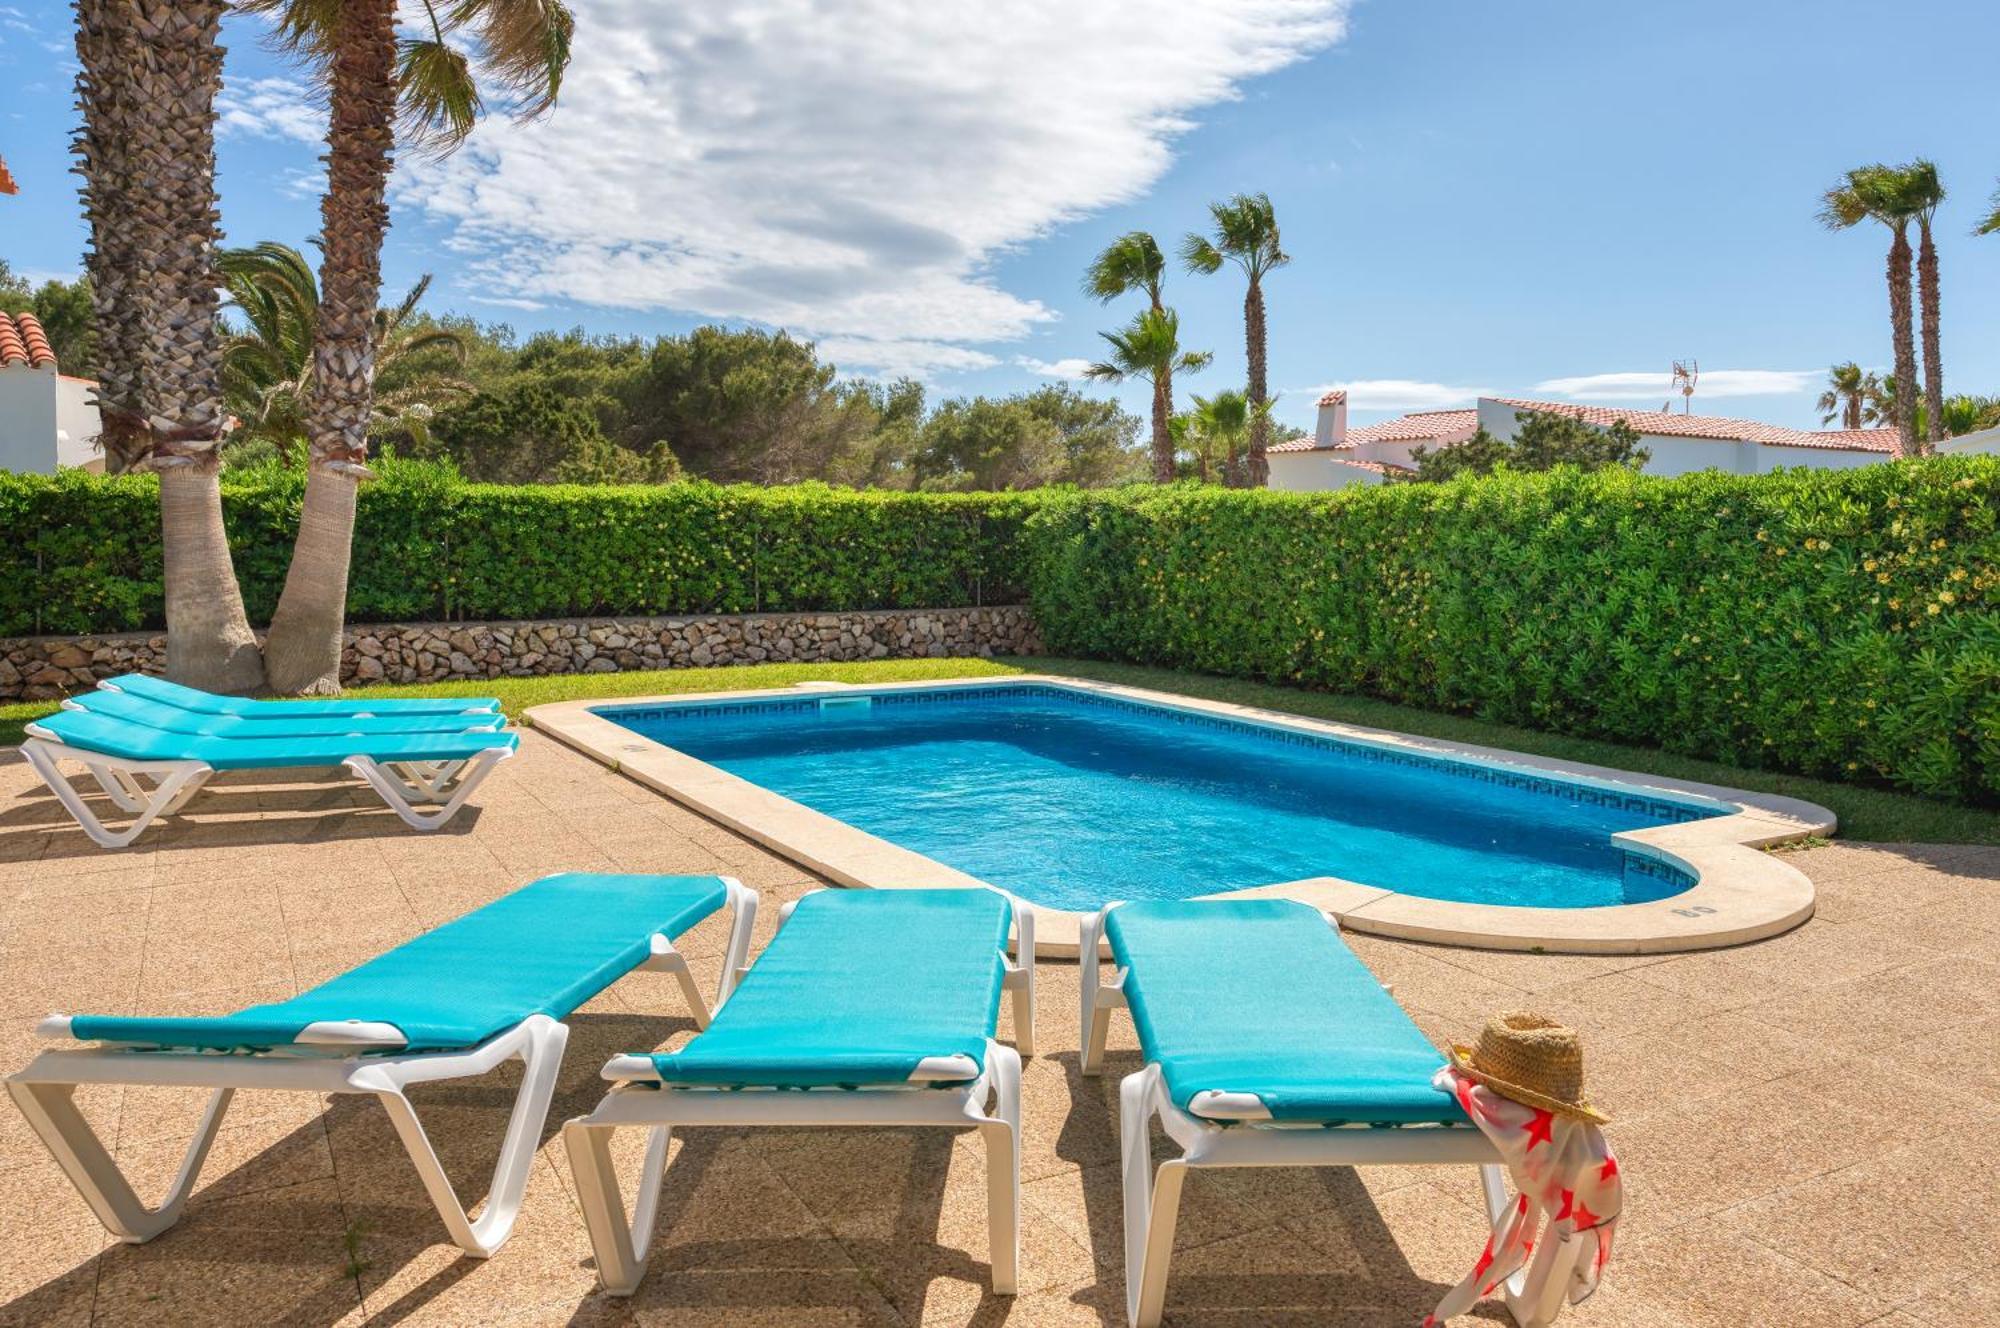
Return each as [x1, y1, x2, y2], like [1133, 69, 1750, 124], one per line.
[104, 673, 500, 718]
[1105, 899, 1462, 1125]
[28, 708, 516, 769]
[650, 888, 1012, 1088]
[69, 687, 505, 739]
[66, 874, 729, 1053]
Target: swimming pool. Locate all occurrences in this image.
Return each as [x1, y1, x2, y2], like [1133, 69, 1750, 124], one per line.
[597, 683, 1720, 913]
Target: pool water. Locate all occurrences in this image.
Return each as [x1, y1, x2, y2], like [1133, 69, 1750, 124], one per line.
[602, 685, 1716, 912]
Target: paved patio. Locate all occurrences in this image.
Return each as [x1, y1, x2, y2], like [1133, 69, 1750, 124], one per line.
[0, 730, 1994, 1327]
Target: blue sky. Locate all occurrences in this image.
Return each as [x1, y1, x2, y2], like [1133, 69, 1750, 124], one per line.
[4, 0, 1998, 432]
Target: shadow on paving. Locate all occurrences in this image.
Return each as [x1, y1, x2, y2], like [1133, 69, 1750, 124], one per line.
[1, 1022, 1507, 1325]
[0, 767, 488, 861]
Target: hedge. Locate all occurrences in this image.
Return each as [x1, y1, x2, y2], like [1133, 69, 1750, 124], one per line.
[1024, 458, 2000, 802]
[6, 457, 1997, 802]
[0, 463, 1036, 635]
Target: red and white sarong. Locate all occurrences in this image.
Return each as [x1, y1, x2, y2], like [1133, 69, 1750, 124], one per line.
[1424, 1067, 1622, 1326]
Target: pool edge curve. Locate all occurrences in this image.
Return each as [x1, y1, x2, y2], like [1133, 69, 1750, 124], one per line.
[526, 675, 1827, 957]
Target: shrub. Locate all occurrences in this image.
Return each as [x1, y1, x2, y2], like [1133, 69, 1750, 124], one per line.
[1025, 459, 2000, 802]
[0, 466, 1036, 634]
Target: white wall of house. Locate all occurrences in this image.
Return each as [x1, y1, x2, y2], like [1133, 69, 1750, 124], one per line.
[0, 369, 101, 473]
[0, 364, 60, 473]
[55, 376, 102, 471]
[1939, 425, 2000, 456]
[1267, 452, 1386, 492]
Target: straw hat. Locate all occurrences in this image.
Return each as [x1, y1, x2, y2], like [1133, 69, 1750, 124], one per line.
[1449, 1012, 1609, 1124]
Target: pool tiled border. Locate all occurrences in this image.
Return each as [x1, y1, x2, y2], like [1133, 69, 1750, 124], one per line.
[527, 675, 1829, 957]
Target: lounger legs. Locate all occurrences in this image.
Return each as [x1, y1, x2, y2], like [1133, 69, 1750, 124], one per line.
[5, 1080, 234, 1242]
[979, 1043, 1023, 1294]
[566, 1039, 1025, 1299]
[1119, 1070, 1186, 1328]
[20, 740, 214, 849]
[360, 1015, 571, 1257]
[346, 747, 512, 832]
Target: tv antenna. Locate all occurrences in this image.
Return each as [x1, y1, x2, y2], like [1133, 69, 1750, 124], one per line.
[1670, 359, 1698, 414]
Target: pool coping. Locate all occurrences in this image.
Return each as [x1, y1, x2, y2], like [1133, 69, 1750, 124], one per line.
[526, 675, 1829, 957]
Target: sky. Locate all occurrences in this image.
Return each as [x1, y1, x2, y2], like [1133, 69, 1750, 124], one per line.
[3, 0, 1998, 433]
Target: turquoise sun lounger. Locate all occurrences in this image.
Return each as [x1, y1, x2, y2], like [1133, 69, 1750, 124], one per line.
[21, 707, 519, 847]
[564, 887, 1036, 1297]
[8, 873, 757, 1258]
[102, 672, 499, 718]
[67, 685, 508, 738]
[1080, 900, 1574, 1328]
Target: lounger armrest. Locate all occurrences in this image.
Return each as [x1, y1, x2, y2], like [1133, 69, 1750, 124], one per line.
[36, 1014, 74, 1041]
[1186, 1090, 1273, 1121]
[293, 1020, 410, 1050]
[909, 1054, 983, 1083]
[601, 1054, 663, 1083]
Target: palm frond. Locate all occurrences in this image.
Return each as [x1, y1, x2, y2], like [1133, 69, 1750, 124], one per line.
[1179, 233, 1223, 275]
[397, 37, 481, 151]
[1083, 231, 1165, 304]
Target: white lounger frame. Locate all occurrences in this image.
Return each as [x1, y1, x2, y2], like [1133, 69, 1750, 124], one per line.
[20, 724, 515, 848]
[564, 887, 1036, 1297]
[1079, 905, 1588, 1328]
[6, 878, 758, 1258]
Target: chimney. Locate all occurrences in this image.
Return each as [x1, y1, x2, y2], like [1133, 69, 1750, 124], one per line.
[1315, 389, 1349, 447]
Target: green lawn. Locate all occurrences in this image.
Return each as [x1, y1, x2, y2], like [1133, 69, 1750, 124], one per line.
[7, 654, 1995, 845]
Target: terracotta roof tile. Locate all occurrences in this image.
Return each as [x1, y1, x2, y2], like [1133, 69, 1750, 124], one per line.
[1270, 408, 1478, 454]
[0, 154, 16, 196]
[0, 310, 56, 369]
[1485, 397, 1898, 454]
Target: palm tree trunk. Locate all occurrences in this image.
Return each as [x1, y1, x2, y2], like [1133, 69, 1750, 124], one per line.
[159, 466, 266, 690]
[1843, 390, 1861, 431]
[1151, 291, 1174, 483]
[1887, 226, 1918, 459]
[80, 0, 264, 691]
[1244, 279, 1270, 487]
[1917, 215, 1944, 449]
[71, 0, 144, 474]
[262, 0, 398, 695]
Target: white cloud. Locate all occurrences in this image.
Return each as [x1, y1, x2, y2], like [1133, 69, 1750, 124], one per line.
[1289, 379, 1490, 411]
[1016, 355, 1096, 380]
[393, 0, 1352, 373]
[217, 76, 322, 146]
[814, 337, 998, 380]
[1534, 369, 1819, 401]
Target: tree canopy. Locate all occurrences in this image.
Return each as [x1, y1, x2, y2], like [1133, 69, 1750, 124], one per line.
[1407, 410, 1651, 482]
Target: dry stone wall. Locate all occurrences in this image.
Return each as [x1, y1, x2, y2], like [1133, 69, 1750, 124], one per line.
[0, 606, 1041, 700]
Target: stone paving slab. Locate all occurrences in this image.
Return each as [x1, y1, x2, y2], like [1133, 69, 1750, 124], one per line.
[0, 733, 1993, 1327]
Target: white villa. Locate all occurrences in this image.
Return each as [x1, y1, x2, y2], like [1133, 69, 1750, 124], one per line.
[0, 311, 101, 473]
[1268, 390, 1899, 490]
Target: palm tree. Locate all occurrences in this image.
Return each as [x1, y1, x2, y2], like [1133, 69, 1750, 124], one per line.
[219, 242, 471, 462]
[1905, 160, 1947, 448]
[1186, 389, 1254, 485]
[1820, 165, 1922, 458]
[243, 0, 574, 693]
[1938, 393, 2000, 437]
[1816, 362, 1872, 429]
[1084, 309, 1212, 469]
[1977, 180, 2000, 237]
[1181, 194, 1288, 487]
[73, 0, 264, 691]
[1084, 232, 1176, 482]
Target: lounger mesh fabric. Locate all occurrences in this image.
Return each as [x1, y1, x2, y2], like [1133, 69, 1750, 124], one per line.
[67, 874, 728, 1052]
[105, 673, 499, 717]
[1105, 899, 1465, 1125]
[650, 888, 1011, 1088]
[29, 708, 517, 770]
[70, 688, 507, 739]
